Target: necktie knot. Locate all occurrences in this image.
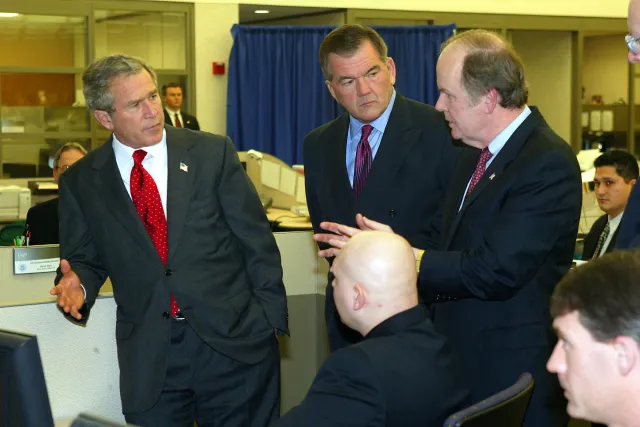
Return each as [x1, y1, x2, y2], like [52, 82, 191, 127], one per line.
[360, 124, 373, 141]
[478, 148, 493, 166]
[133, 149, 147, 165]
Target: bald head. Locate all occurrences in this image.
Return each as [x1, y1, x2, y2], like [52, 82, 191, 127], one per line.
[331, 231, 418, 335]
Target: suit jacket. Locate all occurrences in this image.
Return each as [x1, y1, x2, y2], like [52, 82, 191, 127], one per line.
[304, 93, 459, 351]
[582, 214, 618, 259]
[164, 109, 200, 131]
[24, 197, 59, 245]
[418, 108, 582, 427]
[57, 126, 288, 413]
[616, 185, 640, 249]
[272, 305, 470, 427]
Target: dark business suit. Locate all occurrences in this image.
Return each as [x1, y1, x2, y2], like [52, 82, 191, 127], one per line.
[272, 305, 470, 427]
[582, 214, 618, 259]
[24, 197, 59, 245]
[304, 93, 459, 351]
[418, 108, 582, 427]
[164, 109, 200, 130]
[57, 126, 288, 425]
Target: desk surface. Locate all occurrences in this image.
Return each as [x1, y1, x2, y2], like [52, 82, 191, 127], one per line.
[267, 208, 312, 230]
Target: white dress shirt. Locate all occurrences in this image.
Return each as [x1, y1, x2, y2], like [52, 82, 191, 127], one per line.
[597, 211, 623, 257]
[112, 130, 168, 217]
[165, 108, 184, 128]
[459, 105, 532, 210]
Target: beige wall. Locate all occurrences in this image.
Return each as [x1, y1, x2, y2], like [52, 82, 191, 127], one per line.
[260, 11, 345, 26]
[145, 0, 629, 19]
[193, 3, 238, 135]
[511, 30, 573, 143]
[583, 35, 629, 105]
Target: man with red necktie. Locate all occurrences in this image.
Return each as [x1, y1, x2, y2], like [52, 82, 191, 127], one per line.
[303, 24, 460, 352]
[50, 54, 287, 427]
[315, 30, 582, 427]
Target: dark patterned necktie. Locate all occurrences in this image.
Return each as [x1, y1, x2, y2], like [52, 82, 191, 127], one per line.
[354, 124, 373, 199]
[592, 221, 611, 259]
[464, 148, 493, 202]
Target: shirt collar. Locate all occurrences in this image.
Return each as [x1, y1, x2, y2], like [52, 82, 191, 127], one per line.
[349, 88, 397, 139]
[364, 304, 429, 340]
[112, 129, 167, 160]
[486, 105, 531, 156]
[165, 107, 181, 115]
[608, 211, 624, 226]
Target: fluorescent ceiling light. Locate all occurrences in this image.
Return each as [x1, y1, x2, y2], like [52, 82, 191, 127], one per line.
[254, 10, 270, 14]
[0, 13, 19, 18]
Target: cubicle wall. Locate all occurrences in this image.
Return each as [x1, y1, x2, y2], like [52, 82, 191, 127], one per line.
[0, 231, 330, 422]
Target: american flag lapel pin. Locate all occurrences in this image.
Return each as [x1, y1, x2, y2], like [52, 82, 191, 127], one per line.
[180, 162, 188, 172]
[489, 173, 495, 180]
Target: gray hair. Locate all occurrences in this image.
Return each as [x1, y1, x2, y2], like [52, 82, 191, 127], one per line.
[54, 142, 87, 168]
[82, 54, 158, 113]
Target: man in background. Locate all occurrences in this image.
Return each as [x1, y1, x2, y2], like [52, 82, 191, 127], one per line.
[304, 24, 458, 351]
[547, 251, 640, 427]
[614, 0, 640, 249]
[162, 82, 200, 130]
[582, 150, 637, 259]
[24, 142, 87, 245]
[274, 231, 469, 427]
[315, 29, 582, 427]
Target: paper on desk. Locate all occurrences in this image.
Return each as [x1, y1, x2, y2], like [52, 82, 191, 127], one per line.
[279, 167, 297, 196]
[296, 176, 306, 204]
[261, 160, 280, 190]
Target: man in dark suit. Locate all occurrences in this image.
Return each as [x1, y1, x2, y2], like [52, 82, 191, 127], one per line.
[582, 150, 637, 259]
[274, 231, 470, 427]
[24, 142, 87, 245]
[315, 30, 582, 427]
[162, 82, 200, 130]
[304, 24, 458, 351]
[614, 0, 640, 250]
[50, 54, 288, 427]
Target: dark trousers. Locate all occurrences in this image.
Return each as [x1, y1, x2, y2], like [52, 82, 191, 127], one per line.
[124, 319, 280, 427]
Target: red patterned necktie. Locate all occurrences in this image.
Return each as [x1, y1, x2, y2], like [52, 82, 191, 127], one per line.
[464, 148, 493, 202]
[174, 113, 183, 128]
[354, 124, 373, 199]
[130, 150, 179, 316]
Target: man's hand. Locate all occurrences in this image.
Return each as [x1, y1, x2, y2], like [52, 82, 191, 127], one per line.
[313, 214, 395, 258]
[50, 259, 85, 320]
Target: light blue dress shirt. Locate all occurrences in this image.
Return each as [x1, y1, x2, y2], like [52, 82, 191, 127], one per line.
[346, 89, 397, 187]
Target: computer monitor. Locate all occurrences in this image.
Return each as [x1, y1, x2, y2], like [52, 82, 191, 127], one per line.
[0, 329, 54, 427]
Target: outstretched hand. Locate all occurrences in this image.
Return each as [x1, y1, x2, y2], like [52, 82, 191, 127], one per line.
[50, 259, 85, 320]
[313, 214, 395, 257]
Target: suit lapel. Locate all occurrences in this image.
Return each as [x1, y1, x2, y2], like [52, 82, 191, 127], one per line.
[357, 94, 421, 208]
[445, 108, 545, 247]
[165, 126, 195, 263]
[442, 148, 478, 247]
[323, 114, 356, 213]
[91, 137, 158, 257]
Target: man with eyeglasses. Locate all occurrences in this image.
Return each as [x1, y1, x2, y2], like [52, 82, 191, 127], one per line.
[615, 1, 640, 253]
[24, 142, 87, 245]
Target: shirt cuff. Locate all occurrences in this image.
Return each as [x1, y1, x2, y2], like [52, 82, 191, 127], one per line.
[415, 249, 425, 273]
[80, 284, 87, 302]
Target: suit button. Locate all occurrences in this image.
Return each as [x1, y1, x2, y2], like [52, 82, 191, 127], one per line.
[162, 311, 170, 319]
[388, 209, 396, 217]
[165, 269, 172, 276]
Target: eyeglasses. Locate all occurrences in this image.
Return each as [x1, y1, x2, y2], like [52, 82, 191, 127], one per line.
[626, 34, 640, 54]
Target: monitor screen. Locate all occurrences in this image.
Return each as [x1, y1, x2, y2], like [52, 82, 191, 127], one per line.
[0, 330, 54, 427]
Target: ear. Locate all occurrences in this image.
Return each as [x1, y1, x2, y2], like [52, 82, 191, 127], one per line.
[52, 167, 60, 182]
[352, 283, 366, 311]
[93, 110, 114, 131]
[386, 57, 397, 86]
[484, 87, 499, 113]
[613, 336, 639, 376]
[630, 178, 637, 187]
[326, 80, 337, 101]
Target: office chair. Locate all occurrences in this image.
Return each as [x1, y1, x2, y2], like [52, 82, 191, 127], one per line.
[443, 372, 534, 427]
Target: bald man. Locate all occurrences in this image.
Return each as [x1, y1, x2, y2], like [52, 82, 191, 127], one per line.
[273, 231, 470, 427]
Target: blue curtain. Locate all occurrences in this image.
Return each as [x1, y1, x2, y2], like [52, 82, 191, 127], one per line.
[227, 24, 456, 165]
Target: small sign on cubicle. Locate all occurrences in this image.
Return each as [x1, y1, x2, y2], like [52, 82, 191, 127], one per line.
[13, 246, 59, 275]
